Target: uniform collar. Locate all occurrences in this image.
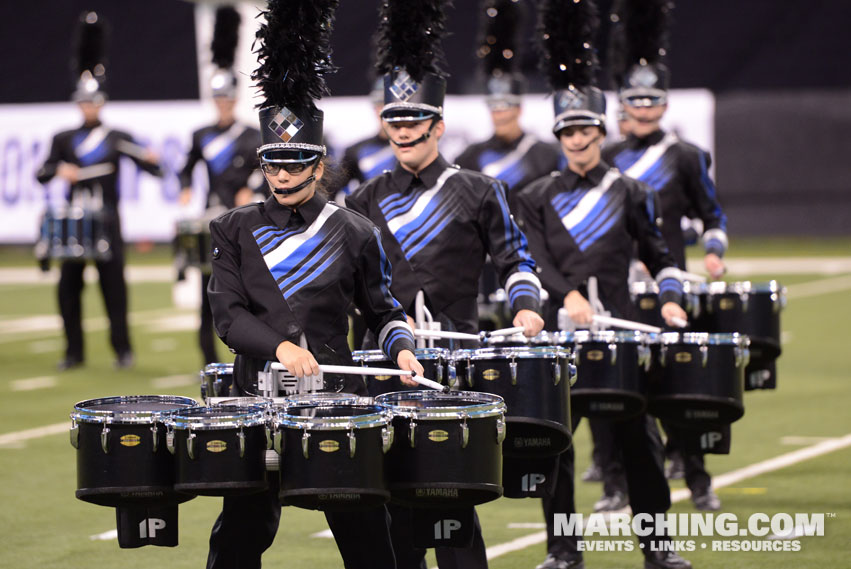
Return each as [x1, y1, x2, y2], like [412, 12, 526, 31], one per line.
[264, 190, 328, 229]
[627, 129, 666, 148]
[390, 154, 450, 191]
[560, 160, 610, 190]
[489, 132, 526, 150]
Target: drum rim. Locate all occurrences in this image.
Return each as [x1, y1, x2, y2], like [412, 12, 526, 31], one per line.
[560, 330, 648, 344]
[203, 362, 234, 375]
[275, 403, 393, 430]
[374, 390, 506, 419]
[211, 396, 273, 408]
[659, 331, 749, 346]
[281, 392, 365, 405]
[71, 395, 199, 423]
[452, 346, 570, 360]
[482, 331, 562, 346]
[170, 404, 268, 429]
[704, 280, 785, 295]
[629, 281, 660, 294]
[352, 348, 450, 362]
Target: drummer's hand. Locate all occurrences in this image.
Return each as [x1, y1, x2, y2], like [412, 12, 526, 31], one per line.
[704, 253, 726, 280]
[513, 309, 544, 337]
[275, 341, 320, 378]
[396, 349, 424, 387]
[57, 163, 80, 183]
[179, 187, 193, 206]
[234, 187, 255, 207]
[661, 302, 688, 328]
[143, 148, 160, 164]
[406, 315, 417, 331]
[564, 290, 594, 326]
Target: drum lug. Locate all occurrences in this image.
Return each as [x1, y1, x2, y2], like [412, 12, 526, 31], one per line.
[609, 343, 618, 365]
[659, 345, 667, 367]
[409, 419, 417, 448]
[510, 359, 517, 386]
[574, 345, 582, 365]
[302, 429, 311, 459]
[437, 360, 444, 384]
[265, 425, 273, 451]
[273, 428, 283, 454]
[639, 345, 651, 372]
[448, 361, 457, 388]
[187, 428, 196, 460]
[553, 360, 562, 385]
[460, 415, 469, 449]
[381, 425, 394, 453]
[69, 420, 79, 449]
[568, 363, 578, 386]
[466, 361, 475, 388]
[348, 428, 357, 459]
[700, 345, 709, 368]
[741, 292, 749, 312]
[166, 422, 176, 455]
[238, 426, 246, 458]
[151, 423, 158, 453]
[100, 423, 110, 454]
[496, 416, 506, 445]
[736, 346, 751, 368]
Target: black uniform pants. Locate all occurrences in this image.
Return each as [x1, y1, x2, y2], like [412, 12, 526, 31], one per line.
[588, 418, 628, 497]
[543, 413, 671, 558]
[58, 250, 130, 361]
[661, 421, 711, 494]
[206, 478, 396, 569]
[200, 272, 218, 365]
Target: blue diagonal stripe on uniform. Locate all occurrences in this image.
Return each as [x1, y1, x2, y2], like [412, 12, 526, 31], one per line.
[613, 148, 645, 173]
[493, 180, 535, 271]
[552, 191, 587, 219]
[373, 227, 401, 308]
[73, 132, 109, 166]
[206, 140, 237, 175]
[402, 207, 455, 260]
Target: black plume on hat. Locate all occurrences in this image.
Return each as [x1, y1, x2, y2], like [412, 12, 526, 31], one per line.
[375, 0, 448, 83]
[610, 0, 673, 104]
[478, 0, 524, 78]
[212, 6, 241, 69]
[71, 11, 109, 102]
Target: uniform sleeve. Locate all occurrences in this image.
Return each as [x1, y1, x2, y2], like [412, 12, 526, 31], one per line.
[207, 218, 288, 360]
[178, 131, 203, 188]
[628, 183, 683, 306]
[353, 226, 416, 363]
[515, 184, 577, 303]
[682, 147, 728, 257]
[479, 178, 542, 315]
[115, 132, 163, 177]
[344, 184, 370, 216]
[35, 134, 63, 184]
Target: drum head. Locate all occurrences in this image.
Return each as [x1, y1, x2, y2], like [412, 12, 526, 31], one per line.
[375, 390, 505, 419]
[172, 405, 267, 429]
[72, 395, 198, 424]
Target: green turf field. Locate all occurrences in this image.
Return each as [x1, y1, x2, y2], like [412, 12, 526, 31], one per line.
[1, 240, 849, 568]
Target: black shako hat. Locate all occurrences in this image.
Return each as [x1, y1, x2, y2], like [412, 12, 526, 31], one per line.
[210, 5, 241, 99]
[478, 0, 526, 109]
[71, 11, 108, 104]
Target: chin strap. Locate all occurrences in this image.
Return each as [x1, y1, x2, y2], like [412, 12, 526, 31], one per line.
[271, 175, 315, 195]
[387, 121, 437, 149]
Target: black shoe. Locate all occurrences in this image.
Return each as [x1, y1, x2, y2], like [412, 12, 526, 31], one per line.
[692, 487, 721, 511]
[593, 490, 629, 512]
[57, 358, 83, 371]
[644, 550, 692, 569]
[114, 352, 135, 369]
[535, 553, 584, 569]
[665, 456, 685, 480]
[581, 462, 602, 482]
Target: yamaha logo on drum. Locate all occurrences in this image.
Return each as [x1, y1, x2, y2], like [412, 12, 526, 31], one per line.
[207, 440, 227, 453]
[374, 375, 391, 381]
[482, 369, 500, 381]
[719, 298, 736, 310]
[587, 350, 604, 361]
[119, 434, 141, 447]
[675, 352, 693, 363]
[319, 440, 340, 453]
[428, 430, 449, 442]
[640, 298, 657, 309]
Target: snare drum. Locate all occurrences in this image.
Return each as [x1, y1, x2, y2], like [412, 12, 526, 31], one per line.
[70, 395, 198, 507]
[631, 281, 700, 328]
[352, 348, 452, 397]
[274, 398, 394, 510]
[647, 332, 748, 426]
[35, 207, 111, 262]
[200, 362, 234, 402]
[169, 405, 269, 496]
[453, 345, 571, 457]
[560, 330, 651, 420]
[375, 391, 506, 508]
[174, 218, 212, 273]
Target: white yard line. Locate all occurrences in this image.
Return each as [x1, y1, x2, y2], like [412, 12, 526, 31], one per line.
[0, 265, 175, 285]
[686, 257, 851, 276]
[0, 422, 68, 446]
[785, 274, 851, 299]
[10, 376, 57, 391]
[150, 374, 198, 388]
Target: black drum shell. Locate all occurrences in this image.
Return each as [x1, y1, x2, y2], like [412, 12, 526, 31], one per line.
[647, 338, 746, 427]
[633, 291, 665, 329]
[571, 340, 648, 420]
[173, 424, 268, 496]
[454, 352, 571, 457]
[384, 414, 503, 508]
[276, 423, 390, 511]
[75, 421, 192, 507]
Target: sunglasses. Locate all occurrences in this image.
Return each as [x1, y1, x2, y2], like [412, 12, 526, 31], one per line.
[260, 161, 313, 176]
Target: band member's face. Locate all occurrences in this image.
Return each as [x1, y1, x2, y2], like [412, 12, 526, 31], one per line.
[264, 160, 324, 207]
[490, 105, 522, 139]
[559, 125, 604, 173]
[78, 101, 102, 124]
[624, 103, 666, 137]
[383, 118, 444, 173]
[214, 97, 237, 123]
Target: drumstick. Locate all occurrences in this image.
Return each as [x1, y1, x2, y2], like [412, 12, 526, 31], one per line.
[116, 140, 151, 162]
[485, 326, 526, 338]
[670, 316, 689, 329]
[269, 362, 449, 392]
[413, 329, 481, 341]
[590, 314, 662, 334]
[76, 163, 116, 181]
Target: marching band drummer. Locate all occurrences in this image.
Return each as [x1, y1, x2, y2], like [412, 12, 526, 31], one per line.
[346, 2, 544, 567]
[516, 2, 691, 568]
[205, 2, 421, 567]
[36, 12, 162, 372]
[177, 6, 263, 367]
[603, 0, 729, 511]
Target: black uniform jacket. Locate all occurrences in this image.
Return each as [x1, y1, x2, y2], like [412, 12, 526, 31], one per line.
[178, 122, 263, 210]
[346, 154, 541, 330]
[603, 130, 728, 268]
[36, 120, 161, 211]
[208, 192, 416, 364]
[517, 161, 683, 319]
